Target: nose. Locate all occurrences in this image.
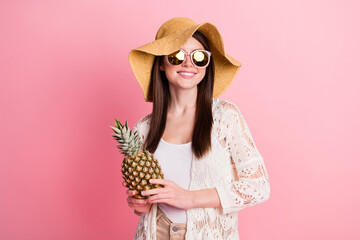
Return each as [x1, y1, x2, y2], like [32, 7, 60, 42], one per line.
[182, 54, 193, 67]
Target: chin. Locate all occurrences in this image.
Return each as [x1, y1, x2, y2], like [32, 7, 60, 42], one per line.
[171, 83, 198, 91]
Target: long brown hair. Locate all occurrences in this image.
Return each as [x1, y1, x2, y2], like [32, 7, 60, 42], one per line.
[144, 30, 215, 159]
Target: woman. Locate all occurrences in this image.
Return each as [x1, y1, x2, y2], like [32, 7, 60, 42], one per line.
[126, 17, 270, 240]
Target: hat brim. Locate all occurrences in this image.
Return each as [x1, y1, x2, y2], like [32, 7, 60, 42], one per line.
[129, 22, 242, 102]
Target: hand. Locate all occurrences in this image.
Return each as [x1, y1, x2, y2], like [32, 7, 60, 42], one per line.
[141, 179, 194, 210]
[124, 182, 152, 215]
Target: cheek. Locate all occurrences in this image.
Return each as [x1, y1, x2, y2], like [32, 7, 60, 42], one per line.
[197, 70, 207, 81]
[164, 68, 175, 80]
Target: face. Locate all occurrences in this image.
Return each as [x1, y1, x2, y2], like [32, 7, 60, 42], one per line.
[159, 37, 207, 92]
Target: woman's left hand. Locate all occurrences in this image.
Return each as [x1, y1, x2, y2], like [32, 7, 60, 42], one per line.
[141, 179, 194, 210]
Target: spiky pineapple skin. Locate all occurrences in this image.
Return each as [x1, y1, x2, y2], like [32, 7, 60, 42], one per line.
[110, 118, 164, 199]
[121, 150, 164, 199]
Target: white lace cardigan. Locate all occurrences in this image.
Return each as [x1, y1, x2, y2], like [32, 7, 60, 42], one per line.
[131, 98, 270, 240]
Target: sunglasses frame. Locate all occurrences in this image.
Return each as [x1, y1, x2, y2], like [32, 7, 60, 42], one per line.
[165, 48, 212, 68]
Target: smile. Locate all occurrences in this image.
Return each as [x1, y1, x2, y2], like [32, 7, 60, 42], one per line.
[177, 71, 196, 77]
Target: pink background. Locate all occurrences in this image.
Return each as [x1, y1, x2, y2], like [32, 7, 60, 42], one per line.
[1, 0, 359, 239]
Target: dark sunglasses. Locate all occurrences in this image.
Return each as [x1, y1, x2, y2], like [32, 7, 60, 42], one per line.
[166, 48, 212, 68]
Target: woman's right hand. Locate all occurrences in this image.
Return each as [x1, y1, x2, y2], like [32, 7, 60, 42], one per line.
[125, 182, 152, 214]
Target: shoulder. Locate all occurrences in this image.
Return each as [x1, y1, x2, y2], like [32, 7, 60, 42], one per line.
[132, 113, 152, 143]
[212, 98, 244, 133]
[133, 113, 152, 130]
[212, 97, 241, 116]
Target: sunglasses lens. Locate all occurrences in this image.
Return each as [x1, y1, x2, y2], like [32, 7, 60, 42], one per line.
[167, 49, 210, 67]
[167, 50, 185, 65]
[193, 51, 209, 67]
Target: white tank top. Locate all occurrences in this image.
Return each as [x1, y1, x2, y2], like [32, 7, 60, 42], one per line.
[153, 138, 193, 224]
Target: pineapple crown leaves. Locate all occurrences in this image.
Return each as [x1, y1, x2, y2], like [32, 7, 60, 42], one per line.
[109, 119, 142, 157]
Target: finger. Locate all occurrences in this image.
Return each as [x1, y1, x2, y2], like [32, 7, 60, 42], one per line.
[141, 188, 167, 197]
[149, 178, 170, 186]
[128, 201, 147, 208]
[126, 189, 135, 196]
[128, 197, 147, 205]
[146, 193, 172, 202]
[129, 202, 145, 208]
[148, 199, 170, 204]
[147, 196, 171, 204]
[128, 202, 151, 210]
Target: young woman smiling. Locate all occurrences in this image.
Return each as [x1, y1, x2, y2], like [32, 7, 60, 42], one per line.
[125, 17, 271, 240]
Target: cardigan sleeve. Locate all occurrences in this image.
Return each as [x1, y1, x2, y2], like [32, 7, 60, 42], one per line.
[214, 102, 270, 215]
[132, 114, 151, 149]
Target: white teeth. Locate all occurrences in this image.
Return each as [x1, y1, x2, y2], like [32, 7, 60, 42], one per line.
[178, 72, 195, 76]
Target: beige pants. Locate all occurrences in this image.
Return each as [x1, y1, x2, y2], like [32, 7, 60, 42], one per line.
[156, 207, 187, 240]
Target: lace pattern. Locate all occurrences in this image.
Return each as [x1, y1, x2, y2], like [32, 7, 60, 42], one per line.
[131, 98, 270, 240]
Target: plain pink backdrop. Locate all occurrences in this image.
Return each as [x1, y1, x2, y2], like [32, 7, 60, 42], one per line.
[1, 0, 359, 239]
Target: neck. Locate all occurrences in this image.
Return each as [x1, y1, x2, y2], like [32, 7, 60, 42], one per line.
[168, 85, 197, 114]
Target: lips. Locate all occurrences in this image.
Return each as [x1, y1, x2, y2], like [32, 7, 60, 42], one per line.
[177, 72, 196, 79]
[177, 71, 196, 77]
[177, 71, 196, 74]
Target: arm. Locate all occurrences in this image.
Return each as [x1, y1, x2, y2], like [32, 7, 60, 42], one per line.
[214, 103, 271, 215]
[142, 179, 221, 209]
[191, 188, 221, 208]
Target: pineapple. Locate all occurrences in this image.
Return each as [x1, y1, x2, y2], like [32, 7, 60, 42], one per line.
[109, 119, 164, 199]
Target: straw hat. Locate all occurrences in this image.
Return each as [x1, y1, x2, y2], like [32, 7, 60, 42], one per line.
[128, 17, 242, 102]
